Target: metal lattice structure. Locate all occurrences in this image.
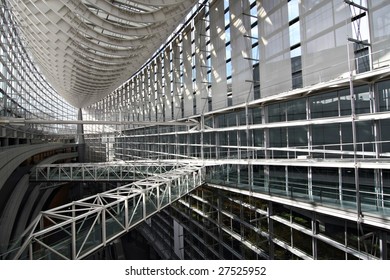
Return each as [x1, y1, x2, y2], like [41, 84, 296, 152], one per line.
[31, 161, 192, 181]
[7, 0, 198, 108]
[9, 163, 204, 260]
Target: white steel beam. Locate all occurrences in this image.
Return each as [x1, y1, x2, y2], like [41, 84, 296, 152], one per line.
[8, 163, 204, 260]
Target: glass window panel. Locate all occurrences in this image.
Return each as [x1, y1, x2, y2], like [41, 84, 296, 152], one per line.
[288, 0, 300, 21]
[378, 80, 390, 112]
[291, 54, 302, 72]
[289, 21, 301, 46]
[341, 123, 353, 152]
[226, 43, 231, 60]
[380, 119, 390, 154]
[226, 112, 236, 126]
[269, 166, 286, 194]
[342, 168, 356, 204]
[252, 165, 265, 192]
[317, 239, 345, 260]
[250, 107, 262, 124]
[288, 166, 308, 197]
[269, 127, 287, 147]
[217, 114, 227, 128]
[312, 167, 339, 202]
[229, 130, 237, 146]
[226, 60, 232, 77]
[310, 91, 338, 119]
[239, 165, 249, 186]
[253, 129, 264, 147]
[252, 45, 259, 62]
[359, 169, 376, 209]
[312, 124, 339, 148]
[292, 228, 312, 256]
[339, 89, 352, 116]
[268, 103, 286, 123]
[287, 98, 306, 121]
[252, 65, 261, 100]
[219, 131, 228, 145]
[239, 130, 247, 146]
[292, 70, 303, 89]
[225, 26, 230, 42]
[382, 170, 390, 208]
[238, 110, 246, 126]
[250, 5, 257, 25]
[356, 121, 374, 153]
[354, 85, 370, 114]
[288, 126, 308, 148]
[251, 23, 259, 40]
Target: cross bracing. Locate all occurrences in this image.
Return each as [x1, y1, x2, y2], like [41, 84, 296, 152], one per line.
[31, 161, 192, 182]
[31, 156, 390, 185]
[7, 163, 204, 260]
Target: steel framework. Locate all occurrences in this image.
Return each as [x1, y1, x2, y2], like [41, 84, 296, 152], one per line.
[31, 161, 193, 182]
[8, 163, 204, 260]
[7, 0, 199, 108]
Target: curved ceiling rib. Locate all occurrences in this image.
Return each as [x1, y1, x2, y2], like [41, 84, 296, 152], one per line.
[8, 0, 197, 108]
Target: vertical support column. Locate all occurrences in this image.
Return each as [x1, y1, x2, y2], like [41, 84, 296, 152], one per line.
[371, 83, 383, 209]
[124, 199, 129, 230]
[339, 167, 343, 205]
[380, 231, 388, 260]
[285, 166, 289, 196]
[308, 166, 313, 200]
[29, 242, 33, 260]
[263, 106, 270, 193]
[201, 114, 205, 161]
[312, 212, 317, 260]
[157, 185, 160, 211]
[77, 108, 86, 163]
[217, 189, 224, 257]
[267, 201, 274, 259]
[102, 207, 106, 247]
[71, 203, 76, 259]
[347, 39, 362, 219]
[173, 220, 184, 259]
[142, 192, 147, 218]
[0, 89, 7, 118]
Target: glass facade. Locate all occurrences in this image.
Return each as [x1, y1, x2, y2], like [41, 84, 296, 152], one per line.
[80, 0, 390, 259]
[0, 3, 77, 140]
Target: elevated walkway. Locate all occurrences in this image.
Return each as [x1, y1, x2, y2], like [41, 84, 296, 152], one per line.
[6, 163, 204, 260]
[30, 161, 186, 182]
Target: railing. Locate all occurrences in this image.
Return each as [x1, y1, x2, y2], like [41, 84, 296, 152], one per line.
[30, 161, 190, 182]
[5, 164, 204, 260]
[206, 171, 390, 217]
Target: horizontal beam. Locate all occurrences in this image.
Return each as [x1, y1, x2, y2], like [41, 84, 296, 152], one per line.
[344, 0, 368, 11]
[0, 118, 197, 127]
[10, 163, 205, 260]
[348, 37, 371, 47]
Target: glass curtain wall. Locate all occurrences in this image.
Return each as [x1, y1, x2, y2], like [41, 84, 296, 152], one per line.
[0, 2, 77, 139]
[83, 0, 390, 224]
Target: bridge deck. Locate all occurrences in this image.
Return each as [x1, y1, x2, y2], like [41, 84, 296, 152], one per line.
[8, 164, 204, 260]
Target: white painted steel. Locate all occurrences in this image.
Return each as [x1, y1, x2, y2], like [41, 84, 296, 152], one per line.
[7, 0, 198, 108]
[9, 163, 204, 259]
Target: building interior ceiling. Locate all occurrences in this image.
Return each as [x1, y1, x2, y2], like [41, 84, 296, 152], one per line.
[8, 0, 197, 108]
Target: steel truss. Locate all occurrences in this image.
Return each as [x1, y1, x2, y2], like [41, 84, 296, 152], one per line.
[9, 164, 204, 260]
[31, 161, 190, 182]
